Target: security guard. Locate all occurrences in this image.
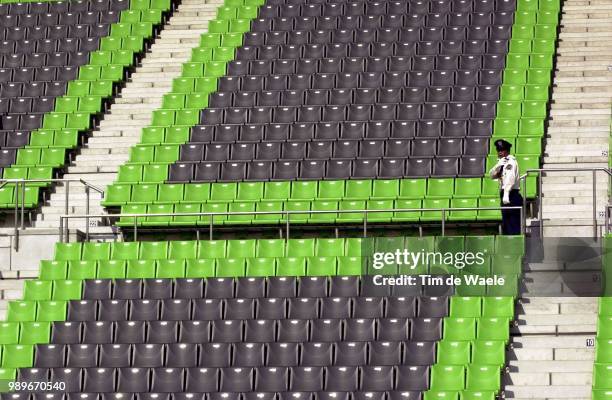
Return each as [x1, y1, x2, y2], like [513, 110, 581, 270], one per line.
[489, 139, 523, 235]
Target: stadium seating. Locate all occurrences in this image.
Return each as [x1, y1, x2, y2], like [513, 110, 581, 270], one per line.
[0, 234, 523, 397]
[0, 0, 172, 208]
[102, 0, 559, 226]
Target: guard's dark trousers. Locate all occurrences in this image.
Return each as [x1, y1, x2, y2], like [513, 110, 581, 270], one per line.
[500, 189, 523, 235]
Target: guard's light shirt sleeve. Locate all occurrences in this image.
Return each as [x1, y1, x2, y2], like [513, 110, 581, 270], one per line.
[501, 156, 520, 192]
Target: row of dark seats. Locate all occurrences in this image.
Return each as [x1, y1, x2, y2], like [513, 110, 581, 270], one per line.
[256, 0, 514, 16]
[196, 102, 499, 125]
[208, 72, 504, 92]
[0, 38, 101, 54]
[0, 390, 425, 400]
[207, 89, 502, 108]
[79, 277, 450, 301]
[224, 55, 506, 75]
[49, 318, 446, 344]
[1, 51, 97, 69]
[67, 297, 442, 320]
[189, 120, 496, 142]
[169, 157, 484, 180]
[233, 41, 511, 60]
[176, 138, 489, 161]
[0, 0, 129, 15]
[0, 12, 122, 27]
[15, 366, 435, 393]
[34, 341, 439, 368]
[0, 24, 113, 41]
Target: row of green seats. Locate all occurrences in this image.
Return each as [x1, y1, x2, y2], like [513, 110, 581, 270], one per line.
[437, 340, 506, 367]
[1, 0, 172, 208]
[107, 178, 502, 203]
[53, 236, 525, 261]
[594, 297, 612, 396]
[117, 197, 503, 226]
[515, 0, 560, 11]
[37, 256, 521, 281]
[0, 322, 51, 346]
[0, 186, 39, 208]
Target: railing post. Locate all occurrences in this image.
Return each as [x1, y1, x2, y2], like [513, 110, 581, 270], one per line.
[520, 206, 525, 235]
[59, 217, 64, 243]
[20, 180, 25, 229]
[538, 171, 543, 238]
[285, 211, 290, 240]
[441, 209, 446, 236]
[209, 214, 213, 240]
[65, 181, 70, 218]
[363, 210, 368, 238]
[85, 186, 90, 241]
[13, 181, 18, 249]
[593, 169, 598, 239]
[134, 216, 138, 242]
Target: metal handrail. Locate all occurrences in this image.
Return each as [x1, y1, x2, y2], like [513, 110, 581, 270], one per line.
[519, 167, 612, 238]
[0, 178, 106, 248]
[58, 205, 523, 242]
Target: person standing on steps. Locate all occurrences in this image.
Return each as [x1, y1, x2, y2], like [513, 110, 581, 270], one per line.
[489, 139, 523, 235]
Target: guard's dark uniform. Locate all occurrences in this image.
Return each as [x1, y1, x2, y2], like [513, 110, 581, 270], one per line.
[489, 140, 523, 235]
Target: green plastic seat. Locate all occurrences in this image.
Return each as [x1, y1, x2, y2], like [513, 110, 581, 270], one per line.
[345, 180, 372, 200]
[466, 365, 500, 391]
[183, 183, 210, 203]
[24, 281, 52, 301]
[0, 322, 19, 345]
[318, 180, 345, 200]
[126, 260, 156, 279]
[430, 365, 466, 391]
[483, 297, 514, 318]
[16, 148, 41, 166]
[156, 259, 186, 278]
[19, 322, 50, 345]
[97, 260, 126, 279]
[493, 119, 518, 137]
[168, 241, 198, 259]
[597, 338, 612, 362]
[185, 259, 215, 277]
[53, 130, 78, 148]
[450, 297, 482, 318]
[67, 261, 97, 280]
[495, 235, 524, 255]
[424, 392, 459, 400]
[512, 24, 534, 39]
[256, 239, 286, 258]
[497, 101, 522, 119]
[601, 297, 612, 316]
[393, 199, 421, 222]
[142, 164, 168, 183]
[286, 201, 310, 223]
[82, 242, 110, 261]
[246, 258, 276, 276]
[399, 179, 427, 199]
[7, 301, 37, 322]
[228, 202, 255, 225]
[436, 236, 464, 254]
[139, 241, 168, 260]
[372, 180, 399, 199]
[477, 197, 502, 221]
[38, 300, 66, 321]
[477, 317, 510, 341]
[453, 178, 482, 198]
[237, 182, 264, 201]
[216, 258, 246, 277]
[172, 203, 200, 226]
[54, 242, 82, 261]
[444, 317, 476, 340]
[52, 280, 82, 301]
[307, 257, 337, 276]
[2, 344, 33, 368]
[436, 340, 471, 365]
[210, 183, 237, 202]
[594, 364, 612, 389]
[365, 200, 393, 222]
[465, 236, 495, 254]
[287, 239, 316, 258]
[254, 201, 283, 224]
[131, 184, 158, 204]
[449, 198, 478, 221]
[39, 261, 68, 281]
[117, 165, 143, 184]
[291, 181, 318, 200]
[421, 198, 450, 221]
[500, 85, 524, 101]
[157, 184, 184, 204]
[145, 204, 173, 226]
[110, 242, 139, 260]
[276, 257, 306, 276]
[227, 239, 256, 258]
[337, 200, 366, 223]
[310, 201, 338, 223]
[199, 240, 226, 258]
[405, 236, 435, 252]
[264, 182, 290, 201]
[337, 256, 362, 275]
[316, 239, 345, 257]
[0, 186, 13, 206]
[505, 54, 530, 70]
[472, 340, 506, 366]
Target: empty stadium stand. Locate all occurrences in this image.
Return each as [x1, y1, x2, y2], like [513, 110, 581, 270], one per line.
[0, 0, 172, 208]
[0, 235, 522, 399]
[98, 0, 559, 227]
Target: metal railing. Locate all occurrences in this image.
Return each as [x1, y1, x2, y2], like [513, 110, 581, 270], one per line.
[58, 205, 524, 243]
[519, 167, 612, 238]
[0, 178, 104, 249]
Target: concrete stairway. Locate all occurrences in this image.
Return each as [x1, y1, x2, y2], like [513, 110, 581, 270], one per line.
[540, 0, 611, 236]
[504, 297, 597, 400]
[31, 0, 223, 231]
[504, 237, 601, 399]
